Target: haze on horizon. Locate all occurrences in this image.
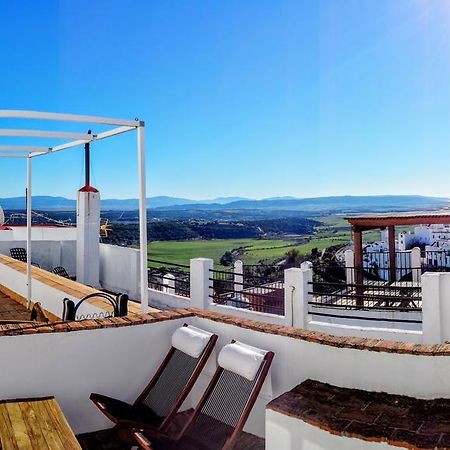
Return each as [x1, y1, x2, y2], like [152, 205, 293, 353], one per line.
[1, 1, 450, 200]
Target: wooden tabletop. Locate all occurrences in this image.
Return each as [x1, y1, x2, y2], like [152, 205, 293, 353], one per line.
[0, 396, 81, 450]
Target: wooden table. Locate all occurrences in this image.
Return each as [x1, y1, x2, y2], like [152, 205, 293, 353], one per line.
[0, 396, 81, 449]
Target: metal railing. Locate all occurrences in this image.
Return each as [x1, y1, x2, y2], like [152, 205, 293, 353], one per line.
[209, 267, 284, 315]
[362, 250, 414, 282]
[242, 263, 286, 286]
[148, 259, 190, 298]
[309, 264, 422, 324]
[423, 250, 450, 273]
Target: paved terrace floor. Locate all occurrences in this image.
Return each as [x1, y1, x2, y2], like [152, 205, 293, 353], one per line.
[0, 292, 32, 322]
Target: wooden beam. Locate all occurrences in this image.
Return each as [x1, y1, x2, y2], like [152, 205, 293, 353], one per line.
[346, 216, 450, 228]
[353, 227, 363, 306]
[388, 225, 396, 283]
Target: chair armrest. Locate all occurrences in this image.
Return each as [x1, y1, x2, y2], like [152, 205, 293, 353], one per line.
[132, 425, 177, 448]
[134, 431, 153, 450]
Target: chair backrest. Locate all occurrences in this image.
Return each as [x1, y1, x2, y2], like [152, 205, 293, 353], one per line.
[135, 324, 218, 431]
[29, 302, 49, 323]
[52, 266, 70, 279]
[62, 292, 129, 321]
[181, 344, 274, 449]
[10, 248, 27, 263]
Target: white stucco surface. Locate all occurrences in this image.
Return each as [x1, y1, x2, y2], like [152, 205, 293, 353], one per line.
[266, 410, 393, 450]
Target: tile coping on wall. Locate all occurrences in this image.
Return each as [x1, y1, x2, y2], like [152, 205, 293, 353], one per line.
[0, 306, 447, 356]
[267, 379, 450, 450]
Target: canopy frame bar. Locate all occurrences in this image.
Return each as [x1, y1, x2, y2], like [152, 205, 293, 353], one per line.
[0, 110, 148, 314]
[0, 110, 140, 127]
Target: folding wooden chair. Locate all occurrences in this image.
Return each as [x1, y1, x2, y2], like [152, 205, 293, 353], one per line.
[134, 341, 274, 450]
[90, 324, 217, 445]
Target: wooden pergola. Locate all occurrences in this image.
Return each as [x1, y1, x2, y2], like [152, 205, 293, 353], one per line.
[346, 210, 450, 286]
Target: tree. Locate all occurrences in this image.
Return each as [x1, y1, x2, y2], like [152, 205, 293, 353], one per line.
[220, 251, 234, 266]
[286, 248, 301, 265]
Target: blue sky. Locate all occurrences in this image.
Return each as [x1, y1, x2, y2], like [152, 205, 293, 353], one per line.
[0, 1, 450, 200]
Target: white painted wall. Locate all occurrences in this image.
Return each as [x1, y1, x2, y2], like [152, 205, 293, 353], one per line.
[0, 319, 185, 434]
[0, 262, 104, 319]
[308, 317, 422, 343]
[0, 226, 77, 241]
[189, 258, 426, 343]
[422, 271, 450, 343]
[148, 288, 190, 310]
[192, 316, 450, 438]
[209, 302, 289, 325]
[266, 410, 393, 450]
[0, 240, 76, 274]
[99, 244, 140, 299]
[0, 314, 447, 440]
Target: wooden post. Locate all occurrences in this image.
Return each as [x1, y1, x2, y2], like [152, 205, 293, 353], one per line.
[353, 227, 363, 306]
[388, 225, 396, 283]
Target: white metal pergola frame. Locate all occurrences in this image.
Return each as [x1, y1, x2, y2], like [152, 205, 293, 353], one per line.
[0, 110, 148, 313]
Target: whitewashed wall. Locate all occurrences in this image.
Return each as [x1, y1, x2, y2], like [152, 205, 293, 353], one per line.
[0, 319, 184, 434]
[148, 288, 190, 309]
[0, 240, 76, 274]
[190, 259, 425, 343]
[192, 316, 450, 438]
[1, 226, 77, 241]
[0, 314, 446, 440]
[99, 244, 140, 299]
[0, 262, 104, 319]
[266, 410, 392, 450]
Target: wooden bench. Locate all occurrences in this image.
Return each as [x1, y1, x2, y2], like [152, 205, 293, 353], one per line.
[267, 379, 450, 449]
[0, 396, 81, 449]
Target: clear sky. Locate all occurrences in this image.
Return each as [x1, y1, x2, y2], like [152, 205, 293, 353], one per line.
[0, 0, 450, 200]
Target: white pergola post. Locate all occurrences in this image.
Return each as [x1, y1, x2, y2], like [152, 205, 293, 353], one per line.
[26, 156, 32, 308]
[138, 124, 148, 313]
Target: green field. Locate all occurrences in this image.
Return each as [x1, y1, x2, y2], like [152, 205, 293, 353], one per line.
[148, 239, 298, 267]
[148, 214, 382, 268]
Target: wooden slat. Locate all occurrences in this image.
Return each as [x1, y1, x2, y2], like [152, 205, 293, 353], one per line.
[0, 398, 81, 450]
[32, 400, 65, 449]
[19, 401, 49, 450]
[0, 404, 20, 450]
[42, 399, 80, 450]
[5, 403, 33, 449]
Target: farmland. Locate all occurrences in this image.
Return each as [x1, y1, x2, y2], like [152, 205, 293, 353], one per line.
[147, 214, 382, 268]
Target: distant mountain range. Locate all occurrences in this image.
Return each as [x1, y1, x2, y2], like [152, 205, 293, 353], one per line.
[0, 195, 248, 210]
[0, 194, 448, 214]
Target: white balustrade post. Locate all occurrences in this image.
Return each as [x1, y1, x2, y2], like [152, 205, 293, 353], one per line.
[163, 273, 176, 295]
[422, 271, 450, 343]
[344, 249, 354, 284]
[411, 247, 421, 284]
[285, 261, 313, 329]
[234, 260, 243, 293]
[422, 272, 442, 344]
[190, 258, 214, 310]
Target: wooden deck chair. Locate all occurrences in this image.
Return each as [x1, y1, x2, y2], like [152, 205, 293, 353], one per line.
[90, 324, 217, 444]
[133, 341, 274, 450]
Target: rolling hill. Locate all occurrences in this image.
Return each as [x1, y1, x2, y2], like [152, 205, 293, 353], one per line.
[0, 194, 447, 214]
